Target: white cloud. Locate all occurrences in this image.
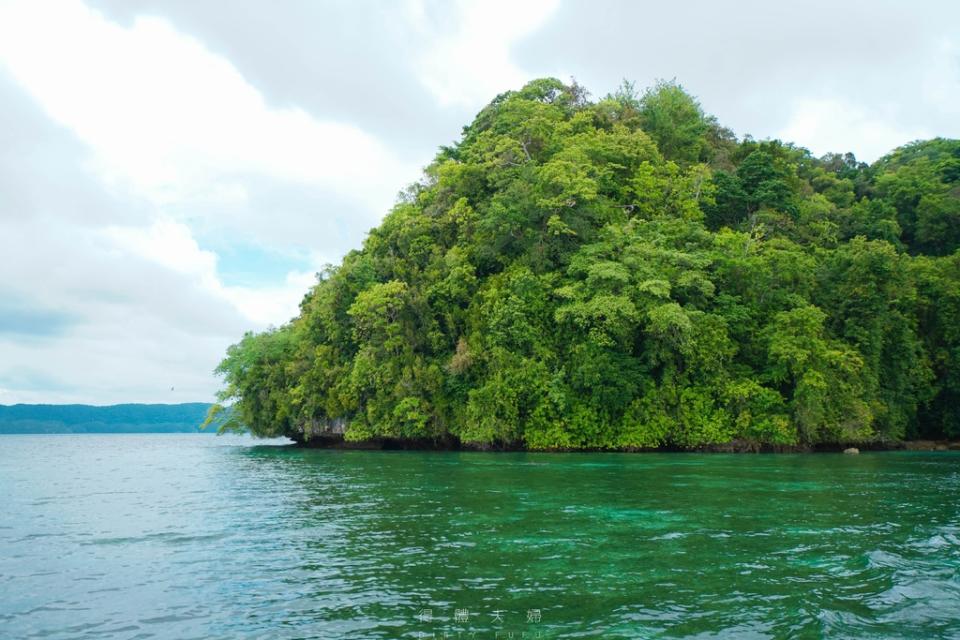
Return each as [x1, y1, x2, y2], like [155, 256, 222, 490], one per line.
[0, 211, 245, 404]
[0, 209, 315, 404]
[920, 37, 960, 121]
[0, 0, 415, 233]
[406, 0, 561, 107]
[0, 0, 421, 404]
[103, 218, 317, 326]
[777, 99, 931, 163]
[774, 33, 957, 163]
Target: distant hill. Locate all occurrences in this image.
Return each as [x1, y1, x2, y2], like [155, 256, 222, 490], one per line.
[0, 403, 213, 434]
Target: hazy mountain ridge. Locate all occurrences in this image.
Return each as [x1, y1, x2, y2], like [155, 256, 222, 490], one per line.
[0, 403, 213, 434]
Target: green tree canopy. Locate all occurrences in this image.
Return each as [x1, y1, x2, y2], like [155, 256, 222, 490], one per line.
[207, 78, 960, 449]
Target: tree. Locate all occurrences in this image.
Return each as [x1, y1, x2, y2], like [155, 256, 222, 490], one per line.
[209, 77, 959, 450]
[638, 79, 709, 164]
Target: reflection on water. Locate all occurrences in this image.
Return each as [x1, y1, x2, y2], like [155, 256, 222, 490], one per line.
[1, 434, 959, 638]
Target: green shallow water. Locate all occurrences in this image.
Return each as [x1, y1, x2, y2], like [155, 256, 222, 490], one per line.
[1, 435, 959, 639]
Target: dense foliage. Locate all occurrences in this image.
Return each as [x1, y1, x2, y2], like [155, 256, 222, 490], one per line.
[209, 79, 960, 448]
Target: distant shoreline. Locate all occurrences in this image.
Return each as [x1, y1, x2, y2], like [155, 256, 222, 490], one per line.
[0, 402, 211, 435]
[0, 431, 217, 435]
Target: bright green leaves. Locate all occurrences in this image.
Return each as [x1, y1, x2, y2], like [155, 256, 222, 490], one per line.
[765, 305, 831, 383]
[210, 327, 300, 439]
[873, 139, 960, 255]
[637, 278, 672, 299]
[536, 149, 599, 210]
[723, 380, 792, 445]
[912, 253, 960, 437]
[763, 304, 873, 442]
[343, 280, 443, 441]
[585, 260, 631, 290]
[209, 78, 959, 450]
[563, 126, 659, 200]
[647, 302, 693, 350]
[464, 87, 567, 166]
[557, 293, 639, 348]
[348, 280, 409, 345]
[638, 79, 710, 164]
[814, 238, 930, 440]
[389, 397, 432, 438]
[461, 351, 551, 446]
[618, 395, 671, 448]
[546, 214, 577, 238]
[479, 267, 551, 355]
[629, 161, 711, 221]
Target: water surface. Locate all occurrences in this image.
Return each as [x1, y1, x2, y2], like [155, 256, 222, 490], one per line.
[1, 435, 959, 638]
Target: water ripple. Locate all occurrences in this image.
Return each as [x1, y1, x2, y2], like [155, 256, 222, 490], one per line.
[1, 437, 959, 638]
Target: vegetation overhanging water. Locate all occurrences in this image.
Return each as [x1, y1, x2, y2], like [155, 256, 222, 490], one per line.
[206, 78, 960, 451]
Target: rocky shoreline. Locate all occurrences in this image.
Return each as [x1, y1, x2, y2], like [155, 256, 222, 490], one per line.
[290, 433, 960, 453]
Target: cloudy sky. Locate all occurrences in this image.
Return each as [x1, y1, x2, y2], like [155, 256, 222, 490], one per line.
[0, 0, 958, 405]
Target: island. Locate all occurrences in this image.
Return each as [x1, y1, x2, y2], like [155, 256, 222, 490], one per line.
[0, 403, 213, 434]
[205, 78, 960, 452]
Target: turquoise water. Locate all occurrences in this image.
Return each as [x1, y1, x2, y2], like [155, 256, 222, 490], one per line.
[1, 435, 959, 639]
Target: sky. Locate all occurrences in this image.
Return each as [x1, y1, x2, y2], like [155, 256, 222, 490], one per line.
[0, 0, 958, 405]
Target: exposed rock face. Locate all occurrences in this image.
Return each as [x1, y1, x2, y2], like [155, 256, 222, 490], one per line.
[843, 447, 860, 455]
[291, 418, 349, 444]
[307, 418, 346, 436]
